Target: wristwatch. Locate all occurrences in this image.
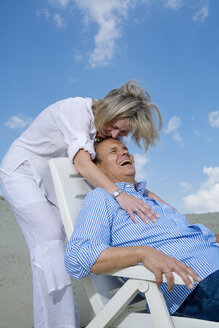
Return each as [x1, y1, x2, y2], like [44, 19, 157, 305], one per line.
[112, 188, 124, 199]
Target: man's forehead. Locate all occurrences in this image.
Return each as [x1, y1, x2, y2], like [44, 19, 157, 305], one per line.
[97, 139, 125, 153]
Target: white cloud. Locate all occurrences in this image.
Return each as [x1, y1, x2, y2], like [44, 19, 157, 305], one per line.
[183, 166, 219, 213]
[164, 0, 183, 11]
[208, 111, 219, 128]
[40, 7, 66, 28]
[54, 13, 65, 27]
[37, 1, 69, 28]
[134, 153, 149, 181]
[173, 130, 183, 144]
[49, 0, 70, 9]
[135, 153, 149, 170]
[164, 116, 184, 145]
[194, 129, 211, 141]
[74, 0, 132, 67]
[193, 5, 209, 23]
[180, 182, 193, 193]
[4, 114, 33, 130]
[165, 116, 181, 133]
[36, 8, 50, 19]
[40, 0, 210, 66]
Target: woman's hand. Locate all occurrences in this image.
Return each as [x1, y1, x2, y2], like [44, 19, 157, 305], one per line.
[116, 192, 159, 224]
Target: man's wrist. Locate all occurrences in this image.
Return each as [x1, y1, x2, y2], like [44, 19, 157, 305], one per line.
[137, 245, 151, 263]
[111, 188, 124, 200]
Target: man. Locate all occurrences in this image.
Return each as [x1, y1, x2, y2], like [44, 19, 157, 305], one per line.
[65, 138, 219, 321]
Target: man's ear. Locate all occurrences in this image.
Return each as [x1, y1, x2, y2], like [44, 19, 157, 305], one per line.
[93, 151, 102, 165]
[96, 162, 103, 170]
[96, 160, 105, 174]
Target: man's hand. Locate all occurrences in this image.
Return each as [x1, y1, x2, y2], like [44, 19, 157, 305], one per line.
[116, 192, 159, 224]
[140, 247, 201, 291]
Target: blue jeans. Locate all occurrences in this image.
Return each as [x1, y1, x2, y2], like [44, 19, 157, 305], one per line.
[174, 270, 219, 322]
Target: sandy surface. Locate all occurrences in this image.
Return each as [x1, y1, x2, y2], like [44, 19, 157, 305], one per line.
[0, 198, 218, 328]
[0, 199, 92, 328]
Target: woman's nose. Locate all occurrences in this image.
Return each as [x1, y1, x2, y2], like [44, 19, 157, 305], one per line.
[111, 130, 119, 138]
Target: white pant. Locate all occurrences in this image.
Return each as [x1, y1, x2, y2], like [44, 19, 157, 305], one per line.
[0, 162, 80, 328]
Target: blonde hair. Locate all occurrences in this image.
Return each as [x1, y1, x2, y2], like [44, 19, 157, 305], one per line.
[92, 80, 162, 151]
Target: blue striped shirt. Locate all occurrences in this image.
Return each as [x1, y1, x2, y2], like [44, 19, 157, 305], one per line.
[65, 181, 219, 314]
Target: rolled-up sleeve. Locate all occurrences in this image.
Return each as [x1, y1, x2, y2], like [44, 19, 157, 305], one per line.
[54, 97, 96, 161]
[65, 239, 108, 279]
[67, 133, 96, 161]
[64, 189, 112, 279]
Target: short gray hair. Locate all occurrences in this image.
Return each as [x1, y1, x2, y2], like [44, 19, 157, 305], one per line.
[92, 80, 162, 151]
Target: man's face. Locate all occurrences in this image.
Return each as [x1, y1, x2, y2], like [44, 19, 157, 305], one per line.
[95, 139, 136, 183]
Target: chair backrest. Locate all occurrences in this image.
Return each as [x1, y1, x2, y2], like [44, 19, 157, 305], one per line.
[49, 158, 124, 313]
[49, 158, 92, 240]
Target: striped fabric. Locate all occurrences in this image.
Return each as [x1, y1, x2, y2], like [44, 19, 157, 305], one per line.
[65, 181, 219, 314]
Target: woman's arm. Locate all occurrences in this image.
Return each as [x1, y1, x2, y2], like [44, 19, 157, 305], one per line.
[74, 149, 159, 223]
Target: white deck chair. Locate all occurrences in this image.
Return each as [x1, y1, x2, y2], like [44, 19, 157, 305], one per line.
[49, 158, 218, 328]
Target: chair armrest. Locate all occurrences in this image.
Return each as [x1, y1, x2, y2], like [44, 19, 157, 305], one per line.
[105, 265, 185, 285]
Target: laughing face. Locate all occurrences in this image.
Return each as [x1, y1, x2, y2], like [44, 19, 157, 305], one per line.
[95, 139, 136, 184]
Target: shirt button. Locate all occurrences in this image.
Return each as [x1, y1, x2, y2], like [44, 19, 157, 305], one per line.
[44, 247, 49, 252]
[45, 255, 50, 260]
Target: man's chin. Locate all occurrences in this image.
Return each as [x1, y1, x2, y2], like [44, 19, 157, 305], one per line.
[120, 165, 135, 174]
[119, 168, 136, 181]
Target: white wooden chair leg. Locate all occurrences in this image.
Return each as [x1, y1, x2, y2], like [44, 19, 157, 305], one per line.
[82, 277, 104, 315]
[145, 281, 174, 328]
[86, 279, 148, 328]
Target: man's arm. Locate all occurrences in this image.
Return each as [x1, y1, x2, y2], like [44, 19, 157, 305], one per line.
[65, 188, 113, 279]
[216, 234, 219, 243]
[91, 245, 201, 292]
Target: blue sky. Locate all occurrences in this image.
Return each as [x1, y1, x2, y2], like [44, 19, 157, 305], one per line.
[1, 0, 219, 214]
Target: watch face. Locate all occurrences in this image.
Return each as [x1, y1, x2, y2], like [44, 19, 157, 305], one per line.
[112, 189, 123, 199]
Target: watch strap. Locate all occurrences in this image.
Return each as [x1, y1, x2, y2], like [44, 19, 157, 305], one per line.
[112, 188, 124, 199]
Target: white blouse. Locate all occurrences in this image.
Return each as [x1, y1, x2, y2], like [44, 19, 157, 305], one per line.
[0, 97, 96, 205]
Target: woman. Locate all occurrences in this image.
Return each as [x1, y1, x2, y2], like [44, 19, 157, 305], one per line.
[0, 81, 162, 328]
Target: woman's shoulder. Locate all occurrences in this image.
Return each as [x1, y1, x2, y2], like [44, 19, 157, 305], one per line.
[59, 97, 92, 106]
[52, 97, 93, 115]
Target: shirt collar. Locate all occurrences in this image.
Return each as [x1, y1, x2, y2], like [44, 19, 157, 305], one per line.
[115, 181, 147, 196]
